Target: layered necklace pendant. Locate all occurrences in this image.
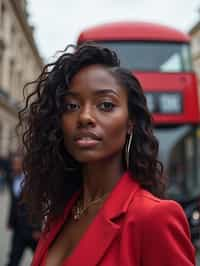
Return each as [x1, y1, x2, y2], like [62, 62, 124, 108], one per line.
[72, 203, 86, 221]
[73, 206, 82, 221]
[72, 193, 109, 221]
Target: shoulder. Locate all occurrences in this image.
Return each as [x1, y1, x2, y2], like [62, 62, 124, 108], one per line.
[126, 188, 190, 235]
[130, 188, 185, 217]
[125, 189, 195, 264]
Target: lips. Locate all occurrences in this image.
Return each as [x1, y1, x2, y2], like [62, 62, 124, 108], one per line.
[74, 131, 101, 141]
[73, 132, 101, 148]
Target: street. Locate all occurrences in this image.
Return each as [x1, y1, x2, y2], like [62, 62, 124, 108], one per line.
[0, 188, 199, 266]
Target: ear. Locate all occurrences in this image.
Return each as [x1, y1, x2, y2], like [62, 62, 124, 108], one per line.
[127, 120, 134, 135]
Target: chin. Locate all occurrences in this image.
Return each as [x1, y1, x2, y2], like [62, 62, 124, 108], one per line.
[73, 149, 122, 164]
[75, 155, 102, 163]
[72, 150, 106, 163]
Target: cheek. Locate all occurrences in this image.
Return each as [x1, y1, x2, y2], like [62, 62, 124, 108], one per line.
[61, 116, 75, 145]
[61, 114, 76, 132]
[103, 114, 129, 150]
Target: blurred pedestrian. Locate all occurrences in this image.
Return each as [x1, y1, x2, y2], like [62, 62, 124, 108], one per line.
[5, 153, 40, 266]
[19, 43, 195, 266]
[0, 167, 6, 192]
[0, 157, 10, 192]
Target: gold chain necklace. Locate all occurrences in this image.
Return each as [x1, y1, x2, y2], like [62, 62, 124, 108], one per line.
[72, 193, 109, 221]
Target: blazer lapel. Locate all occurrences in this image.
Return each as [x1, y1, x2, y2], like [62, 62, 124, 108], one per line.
[31, 191, 80, 266]
[66, 171, 140, 266]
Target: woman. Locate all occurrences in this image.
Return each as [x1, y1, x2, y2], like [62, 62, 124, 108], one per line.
[19, 43, 195, 265]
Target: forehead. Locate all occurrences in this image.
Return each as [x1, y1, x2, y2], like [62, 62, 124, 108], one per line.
[69, 65, 126, 96]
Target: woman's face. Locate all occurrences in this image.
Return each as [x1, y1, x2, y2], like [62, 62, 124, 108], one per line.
[61, 65, 132, 164]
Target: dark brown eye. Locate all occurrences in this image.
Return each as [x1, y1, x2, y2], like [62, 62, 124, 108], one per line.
[98, 101, 115, 112]
[64, 103, 80, 112]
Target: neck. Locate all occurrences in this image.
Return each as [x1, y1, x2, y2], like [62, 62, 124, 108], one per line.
[81, 155, 125, 206]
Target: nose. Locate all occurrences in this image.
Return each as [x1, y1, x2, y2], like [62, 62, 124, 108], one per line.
[78, 104, 96, 128]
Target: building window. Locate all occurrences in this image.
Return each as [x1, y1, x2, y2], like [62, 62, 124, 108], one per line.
[0, 122, 2, 153]
[16, 70, 22, 101]
[0, 41, 5, 84]
[1, 2, 6, 29]
[9, 59, 15, 94]
[0, 55, 2, 84]
[10, 25, 16, 46]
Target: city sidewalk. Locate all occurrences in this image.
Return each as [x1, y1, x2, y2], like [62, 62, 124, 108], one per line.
[0, 189, 32, 266]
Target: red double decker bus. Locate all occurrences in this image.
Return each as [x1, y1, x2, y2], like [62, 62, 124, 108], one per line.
[78, 22, 200, 245]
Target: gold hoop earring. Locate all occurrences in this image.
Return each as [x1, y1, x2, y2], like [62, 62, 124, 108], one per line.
[125, 132, 133, 169]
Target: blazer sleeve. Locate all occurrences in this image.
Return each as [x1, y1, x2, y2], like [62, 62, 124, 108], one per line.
[141, 200, 196, 266]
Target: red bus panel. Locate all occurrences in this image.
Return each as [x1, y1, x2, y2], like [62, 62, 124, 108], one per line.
[134, 72, 200, 124]
[78, 22, 190, 43]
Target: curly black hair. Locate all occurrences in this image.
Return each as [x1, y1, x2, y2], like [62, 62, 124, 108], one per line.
[18, 43, 165, 224]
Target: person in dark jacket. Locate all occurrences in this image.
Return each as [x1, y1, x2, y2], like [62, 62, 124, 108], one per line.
[5, 153, 40, 266]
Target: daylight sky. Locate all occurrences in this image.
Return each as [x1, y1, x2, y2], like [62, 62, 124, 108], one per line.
[28, 0, 200, 61]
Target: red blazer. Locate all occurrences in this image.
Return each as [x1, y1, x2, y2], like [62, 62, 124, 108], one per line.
[31, 171, 195, 266]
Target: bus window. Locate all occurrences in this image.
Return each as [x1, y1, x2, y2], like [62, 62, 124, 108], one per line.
[168, 136, 186, 198]
[185, 135, 195, 196]
[154, 125, 200, 201]
[182, 45, 193, 71]
[196, 128, 200, 190]
[96, 41, 192, 72]
[160, 53, 181, 72]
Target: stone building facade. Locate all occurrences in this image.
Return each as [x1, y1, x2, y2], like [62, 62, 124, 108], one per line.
[189, 21, 200, 77]
[189, 21, 200, 115]
[0, 0, 43, 158]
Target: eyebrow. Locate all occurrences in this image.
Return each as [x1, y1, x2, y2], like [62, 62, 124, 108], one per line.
[65, 89, 120, 97]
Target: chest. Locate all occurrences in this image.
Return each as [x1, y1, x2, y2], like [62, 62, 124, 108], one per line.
[44, 217, 141, 266]
[45, 208, 100, 266]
